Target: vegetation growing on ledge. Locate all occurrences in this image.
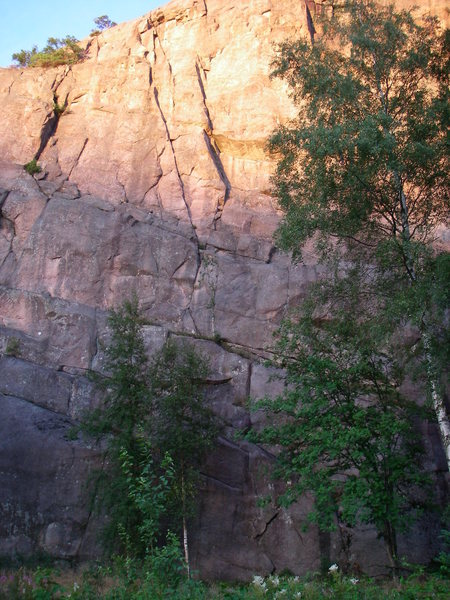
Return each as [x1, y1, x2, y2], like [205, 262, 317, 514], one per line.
[11, 15, 116, 67]
[24, 159, 42, 175]
[12, 36, 84, 68]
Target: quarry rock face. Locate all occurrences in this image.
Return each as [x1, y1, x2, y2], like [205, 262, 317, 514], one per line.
[0, 0, 447, 580]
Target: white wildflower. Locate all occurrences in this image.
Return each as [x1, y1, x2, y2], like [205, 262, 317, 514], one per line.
[73, 582, 80, 591]
[253, 575, 266, 587]
[295, 593, 302, 598]
[328, 563, 339, 572]
[350, 578, 359, 585]
[270, 575, 280, 586]
[293, 576, 300, 582]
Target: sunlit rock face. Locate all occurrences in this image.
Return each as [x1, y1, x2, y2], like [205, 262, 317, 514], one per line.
[0, 0, 447, 579]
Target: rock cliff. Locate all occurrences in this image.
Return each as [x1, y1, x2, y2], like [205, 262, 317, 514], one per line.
[0, 0, 447, 580]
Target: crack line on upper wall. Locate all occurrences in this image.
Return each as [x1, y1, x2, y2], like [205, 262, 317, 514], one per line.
[254, 511, 280, 540]
[34, 67, 72, 162]
[68, 138, 89, 178]
[195, 61, 232, 229]
[149, 17, 175, 102]
[145, 18, 201, 268]
[153, 86, 201, 271]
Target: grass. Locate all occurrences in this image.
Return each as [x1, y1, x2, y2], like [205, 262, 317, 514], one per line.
[0, 563, 448, 599]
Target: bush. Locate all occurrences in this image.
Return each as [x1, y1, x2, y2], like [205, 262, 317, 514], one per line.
[83, 298, 219, 580]
[24, 159, 41, 175]
[12, 36, 84, 68]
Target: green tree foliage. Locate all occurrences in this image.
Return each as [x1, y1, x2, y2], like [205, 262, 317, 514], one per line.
[12, 47, 38, 67]
[147, 339, 220, 576]
[271, 2, 448, 267]
[84, 299, 152, 554]
[91, 15, 118, 36]
[269, 1, 449, 374]
[84, 299, 219, 574]
[250, 0, 449, 572]
[249, 273, 432, 572]
[24, 159, 42, 175]
[12, 36, 84, 68]
[267, 1, 449, 465]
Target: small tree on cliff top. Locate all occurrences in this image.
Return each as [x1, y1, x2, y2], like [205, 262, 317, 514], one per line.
[91, 15, 118, 37]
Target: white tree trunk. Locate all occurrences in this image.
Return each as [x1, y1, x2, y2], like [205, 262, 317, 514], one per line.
[423, 333, 450, 471]
[183, 514, 190, 579]
[181, 471, 190, 578]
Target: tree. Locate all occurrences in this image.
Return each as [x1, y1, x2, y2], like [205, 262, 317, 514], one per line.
[249, 272, 432, 574]
[249, 0, 449, 573]
[84, 299, 219, 576]
[12, 36, 84, 68]
[83, 298, 154, 554]
[269, 0, 449, 466]
[147, 340, 220, 577]
[91, 15, 117, 36]
[12, 46, 37, 67]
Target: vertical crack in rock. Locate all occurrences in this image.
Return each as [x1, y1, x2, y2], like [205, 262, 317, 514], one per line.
[78, 451, 107, 553]
[245, 361, 253, 401]
[196, 61, 231, 229]
[148, 63, 153, 86]
[266, 246, 277, 265]
[0, 191, 13, 270]
[149, 18, 175, 97]
[148, 19, 200, 253]
[0, 190, 9, 211]
[284, 263, 292, 317]
[185, 306, 200, 335]
[68, 138, 89, 178]
[90, 36, 100, 60]
[304, 0, 316, 44]
[141, 23, 203, 306]
[153, 88, 197, 236]
[151, 80, 202, 303]
[115, 174, 129, 204]
[34, 69, 71, 162]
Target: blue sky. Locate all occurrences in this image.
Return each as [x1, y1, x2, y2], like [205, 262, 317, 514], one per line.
[0, 1, 164, 67]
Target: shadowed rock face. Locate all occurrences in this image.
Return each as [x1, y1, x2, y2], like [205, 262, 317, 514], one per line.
[0, 0, 447, 580]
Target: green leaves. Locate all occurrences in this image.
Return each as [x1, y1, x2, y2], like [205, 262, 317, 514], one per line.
[12, 36, 84, 68]
[83, 299, 219, 559]
[270, 2, 448, 267]
[251, 300, 431, 548]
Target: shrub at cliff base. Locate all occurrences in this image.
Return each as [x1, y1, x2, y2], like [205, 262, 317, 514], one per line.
[82, 298, 219, 581]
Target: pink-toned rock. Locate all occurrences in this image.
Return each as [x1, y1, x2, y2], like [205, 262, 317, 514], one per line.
[0, 0, 447, 581]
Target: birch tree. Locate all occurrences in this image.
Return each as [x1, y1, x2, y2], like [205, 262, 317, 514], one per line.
[148, 340, 220, 577]
[269, 0, 449, 467]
